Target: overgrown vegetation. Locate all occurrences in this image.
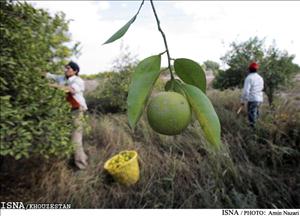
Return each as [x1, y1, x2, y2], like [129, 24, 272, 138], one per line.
[1, 83, 299, 208]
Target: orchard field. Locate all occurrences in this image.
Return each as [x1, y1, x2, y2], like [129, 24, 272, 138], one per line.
[1, 75, 299, 208]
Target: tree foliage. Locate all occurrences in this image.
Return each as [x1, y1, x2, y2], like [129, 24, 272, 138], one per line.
[86, 70, 132, 113]
[203, 60, 220, 76]
[213, 37, 300, 105]
[0, 1, 77, 159]
[262, 46, 300, 105]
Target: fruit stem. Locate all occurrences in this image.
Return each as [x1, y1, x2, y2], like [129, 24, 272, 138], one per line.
[136, 0, 145, 16]
[150, 0, 174, 80]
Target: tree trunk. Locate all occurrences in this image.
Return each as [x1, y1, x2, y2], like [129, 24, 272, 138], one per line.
[267, 93, 273, 106]
[266, 87, 275, 108]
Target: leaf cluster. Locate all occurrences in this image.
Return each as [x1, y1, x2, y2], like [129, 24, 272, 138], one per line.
[0, 1, 76, 159]
[103, 1, 221, 149]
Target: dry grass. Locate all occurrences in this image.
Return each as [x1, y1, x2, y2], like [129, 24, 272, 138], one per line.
[1, 88, 299, 208]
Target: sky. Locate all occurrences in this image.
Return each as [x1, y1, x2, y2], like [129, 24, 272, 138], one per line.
[28, 1, 300, 75]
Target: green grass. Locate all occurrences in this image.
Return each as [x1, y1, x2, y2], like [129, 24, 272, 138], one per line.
[0, 88, 299, 208]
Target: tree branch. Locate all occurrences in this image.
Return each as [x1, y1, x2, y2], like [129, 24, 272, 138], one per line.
[150, 0, 174, 79]
[136, 0, 145, 17]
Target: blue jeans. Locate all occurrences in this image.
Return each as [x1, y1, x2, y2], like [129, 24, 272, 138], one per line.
[247, 101, 261, 128]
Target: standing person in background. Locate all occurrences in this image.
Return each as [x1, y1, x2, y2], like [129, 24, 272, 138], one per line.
[240, 62, 264, 128]
[46, 61, 88, 169]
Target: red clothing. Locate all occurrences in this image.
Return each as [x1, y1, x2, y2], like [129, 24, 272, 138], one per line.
[66, 92, 80, 109]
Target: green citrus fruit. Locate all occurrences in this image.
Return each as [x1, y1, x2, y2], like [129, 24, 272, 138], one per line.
[147, 91, 191, 135]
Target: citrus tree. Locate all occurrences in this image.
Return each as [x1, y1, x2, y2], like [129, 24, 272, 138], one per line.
[103, 0, 221, 150]
[0, 1, 78, 159]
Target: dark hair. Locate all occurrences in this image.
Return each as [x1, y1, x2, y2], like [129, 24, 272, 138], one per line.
[66, 61, 80, 75]
[249, 67, 257, 73]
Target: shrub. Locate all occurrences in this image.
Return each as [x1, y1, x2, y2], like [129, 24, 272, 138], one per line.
[0, 1, 77, 159]
[86, 70, 166, 114]
[86, 71, 132, 113]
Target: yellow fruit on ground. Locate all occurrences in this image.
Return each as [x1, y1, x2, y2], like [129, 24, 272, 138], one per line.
[106, 152, 133, 171]
[147, 91, 191, 135]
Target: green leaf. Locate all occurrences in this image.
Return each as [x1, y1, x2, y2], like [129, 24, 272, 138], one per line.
[182, 84, 221, 149]
[103, 0, 144, 45]
[127, 55, 161, 129]
[174, 58, 206, 93]
[103, 15, 137, 45]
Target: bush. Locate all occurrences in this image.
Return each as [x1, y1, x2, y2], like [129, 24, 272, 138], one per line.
[0, 1, 76, 159]
[86, 71, 132, 113]
[86, 70, 166, 114]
